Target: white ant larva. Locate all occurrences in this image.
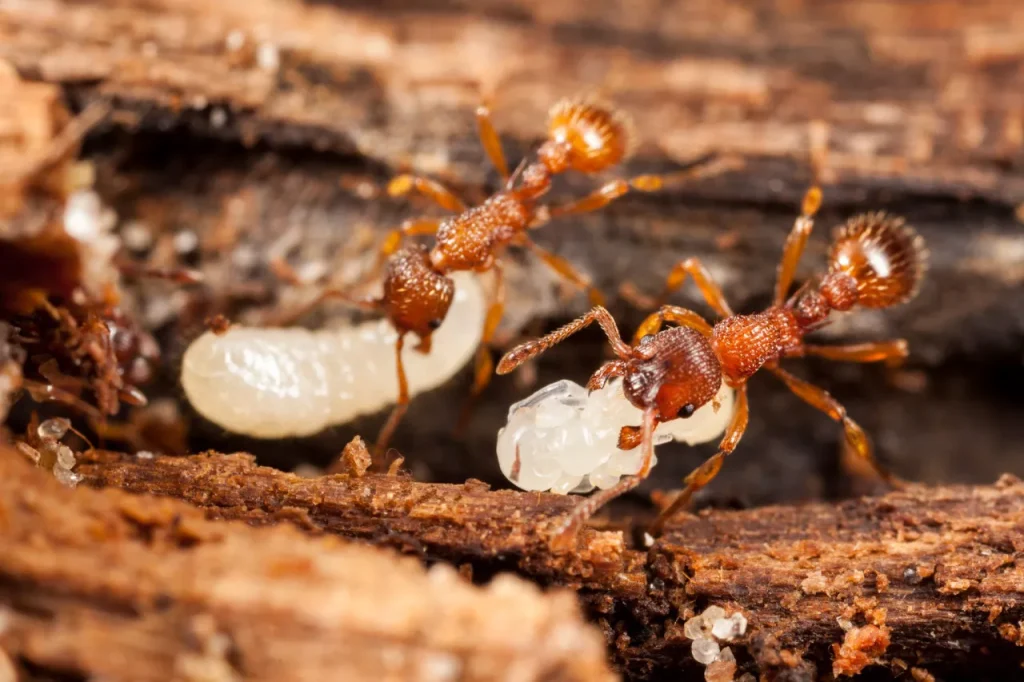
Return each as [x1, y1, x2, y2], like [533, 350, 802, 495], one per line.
[180, 272, 485, 439]
[496, 377, 735, 494]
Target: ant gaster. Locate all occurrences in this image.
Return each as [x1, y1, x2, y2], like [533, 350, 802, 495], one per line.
[497, 183, 927, 550]
[308, 95, 737, 463]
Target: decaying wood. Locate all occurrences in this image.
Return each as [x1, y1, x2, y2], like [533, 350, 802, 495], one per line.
[2, 3, 1024, 679]
[0, 446, 614, 682]
[78, 449, 1024, 681]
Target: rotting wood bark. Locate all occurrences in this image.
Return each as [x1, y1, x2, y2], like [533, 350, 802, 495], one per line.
[0, 445, 615, 682]
[78, 449, 1024, 681]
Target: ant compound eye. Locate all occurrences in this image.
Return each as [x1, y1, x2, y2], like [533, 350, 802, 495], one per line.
[680, 404, 696, 418]
[428, 318, 443, 330]
[639, 334, 655, 345]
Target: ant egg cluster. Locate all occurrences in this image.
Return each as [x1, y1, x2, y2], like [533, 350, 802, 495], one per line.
[16, 418, 83, 488]
[684, 605, 751, 682]
[496, 377, 734, 493]
[180, 272, 485, 439]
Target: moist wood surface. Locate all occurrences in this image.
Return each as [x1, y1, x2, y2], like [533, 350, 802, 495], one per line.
[2, 2, 1024, 680]
[78, 449, 1024, 681]
[0, 446, 614, 682]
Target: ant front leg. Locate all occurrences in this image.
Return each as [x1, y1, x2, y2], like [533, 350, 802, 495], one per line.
[628, 258, 734, 318]
[455, 263, 506, 433]
[475, 94, 511, 183]
[372, 332, 411, 469]
[378, 217, 444, 261]
[648, 384, 749, 536]
[520, 236, 605, 306]
[549, 406, 658, 552]
[768, 364, 905, 488]
[496, 305, 632, 375]
[387, 175, 466, 213]
[632, 305, 713, 346]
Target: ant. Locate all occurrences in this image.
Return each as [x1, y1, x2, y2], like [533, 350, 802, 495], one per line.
[497, 181, 927, 550]
[295, 94, 738, 462]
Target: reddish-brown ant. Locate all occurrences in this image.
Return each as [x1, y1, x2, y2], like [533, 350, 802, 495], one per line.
[497, 185, 927, 550]
[296, 95, 738, 461]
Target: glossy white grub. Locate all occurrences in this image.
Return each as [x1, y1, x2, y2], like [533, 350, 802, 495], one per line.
[181, 272, 485, 439]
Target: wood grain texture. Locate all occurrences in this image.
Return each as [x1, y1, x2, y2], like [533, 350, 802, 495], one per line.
[0, 445, 614, 682]
[77, 449, 1024, 681]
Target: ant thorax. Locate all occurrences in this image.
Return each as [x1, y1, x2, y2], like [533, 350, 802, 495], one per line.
[711, 311, 802, 383]
[430, 194, 529, 272]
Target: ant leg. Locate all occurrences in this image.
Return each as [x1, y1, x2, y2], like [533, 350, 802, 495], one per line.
[476, 95, 511, 182]
[768, 365, 904, 487]
[455, 263, 506, 432]
[632, 305, 713, 346]
[372, 333, 410, 468]
[548, 407, 658, 552]
[379, 217, 444, 259]
[387, 175, 466, 213]
[544, 156, 741, 221]
[626, 258, 734, 317]
[497, 305, 632, 375]
[795, 340, 909, 368]
[544, 177, 659, 220]
[648, 384, 749, 535]
[520, 236, 605, 306]
[773, 125, 828, 305]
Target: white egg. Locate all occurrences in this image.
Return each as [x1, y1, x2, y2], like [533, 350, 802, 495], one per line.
[497, 377, 735, 493]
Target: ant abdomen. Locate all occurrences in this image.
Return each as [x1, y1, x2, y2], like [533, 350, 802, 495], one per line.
[542, 96, 636, 174]
[825, 212, 928, 310]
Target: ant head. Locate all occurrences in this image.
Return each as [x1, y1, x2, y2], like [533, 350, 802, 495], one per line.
[540, 96, 636, 175]
[622, 326, 721, 421]
[827, 212, 928, 309]
[382, 245, 455, 340]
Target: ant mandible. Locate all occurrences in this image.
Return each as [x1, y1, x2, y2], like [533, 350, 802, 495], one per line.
[301, 94, 737, 461]
[497, 182, 927, 550]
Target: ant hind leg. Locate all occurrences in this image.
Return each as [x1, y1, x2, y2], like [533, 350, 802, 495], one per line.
[773, 121, 829, 305]
[798, 340, 909, 368]
[648, 384, 749, 535]
[768, 364, 905, 488]
[545, 156, 741, 222]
